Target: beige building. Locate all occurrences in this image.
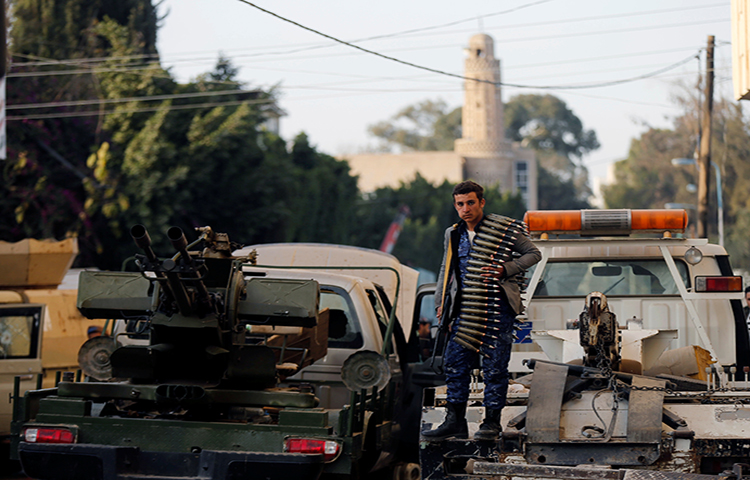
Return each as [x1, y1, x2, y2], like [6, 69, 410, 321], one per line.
[732, 0, 750, 100]
[344, 33, 538, 209]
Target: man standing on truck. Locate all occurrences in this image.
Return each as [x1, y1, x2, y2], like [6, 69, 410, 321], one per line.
[424, 181, 541, 441]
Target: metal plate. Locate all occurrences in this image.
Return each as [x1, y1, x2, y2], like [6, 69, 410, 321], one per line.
[341, 350, 391, 392]
[77, 336, 120, 380]
[627, 376, 666, 444]
[526, 361, 568, 443]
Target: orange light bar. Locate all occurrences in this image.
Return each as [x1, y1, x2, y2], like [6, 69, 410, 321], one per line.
[523, 209, 688, 236]
[630, 210, 688, 231]
[523, 211, 581, 233]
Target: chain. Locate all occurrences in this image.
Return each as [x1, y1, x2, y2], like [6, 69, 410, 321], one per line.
[594, 344, 617, 392]
[591, 344, 750, 403]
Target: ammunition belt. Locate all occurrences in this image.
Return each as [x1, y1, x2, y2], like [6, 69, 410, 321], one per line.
[455, 213, 531, 357]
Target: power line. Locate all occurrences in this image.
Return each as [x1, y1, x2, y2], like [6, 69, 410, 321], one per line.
[7, 33, 716, 80]
[506, 47, 703, 70]
[410, 5, 729, 39]
[6, 97, 277, 121]
[7, 1, 552, 70]
[11, 61, 721, 122]
[332, 0, 555, 42]
[171, 18, 728, 66]
[6, 50, 705, 109]
[8, 62, 162, 78]
[8, 3, 727, 70]
[235, 0, 703, 91]
[8, 51, 723, 114]
[7, 88, 265, 111]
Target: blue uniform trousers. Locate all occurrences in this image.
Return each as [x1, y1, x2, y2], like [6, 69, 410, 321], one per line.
[444, 309, 515, 410]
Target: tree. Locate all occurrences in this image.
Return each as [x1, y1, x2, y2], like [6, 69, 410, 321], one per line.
[367, 95, 599, 209]
[536, 167, 590, 210]
[505, 94, 600, 160]
[10, 0, 158, 60]
[3, 4, 364, 270]
[367, 99, 461, 152]
[1, 1, 161, 248]
[350, 175, 526, 272]
[285, 133, 360, 244]
[505, 94, 599, 208]
[601, 128, 689, 210]
[601, 92, 750, 269]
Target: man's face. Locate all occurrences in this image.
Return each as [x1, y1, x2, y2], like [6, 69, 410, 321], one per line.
[746, 291, 750, 307]
[454, 192, 485, 226]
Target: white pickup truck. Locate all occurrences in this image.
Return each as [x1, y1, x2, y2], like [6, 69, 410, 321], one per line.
[420, 209, 750, 480]
[234, 242, 444, 477]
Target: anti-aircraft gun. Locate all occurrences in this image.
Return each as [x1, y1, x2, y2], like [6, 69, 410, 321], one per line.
[76, 225, 326, 388]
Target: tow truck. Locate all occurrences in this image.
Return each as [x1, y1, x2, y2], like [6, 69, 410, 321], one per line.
[419, 209, 750, 479]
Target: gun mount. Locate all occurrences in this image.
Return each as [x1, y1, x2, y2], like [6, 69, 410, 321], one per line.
[76, 225, 324, 388]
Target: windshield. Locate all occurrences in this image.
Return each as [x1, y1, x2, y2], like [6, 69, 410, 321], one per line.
[530, 259, 690, 297]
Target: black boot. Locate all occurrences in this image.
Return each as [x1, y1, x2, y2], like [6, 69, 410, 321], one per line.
[474, 408, 502, 441]
[422, 402, 468, 440]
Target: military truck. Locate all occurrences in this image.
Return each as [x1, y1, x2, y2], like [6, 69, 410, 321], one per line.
[11, 226, 440, 480]
[419, 209, 750, 479]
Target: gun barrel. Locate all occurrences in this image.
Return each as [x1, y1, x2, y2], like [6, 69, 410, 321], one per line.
[167, 226, 212, 311]
[168, 226, 188, 250]
[131, 224, 158, 262]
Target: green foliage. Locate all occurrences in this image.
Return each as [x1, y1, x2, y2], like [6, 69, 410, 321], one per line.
[601, 95, 750, 270]
[537, 167, 590, 210]
[367, 94, 598, 209]
[505, 94, 598, 208]
[367, 99, 461, 152]
[2, 0, 160, 254]
[285, 133, 359, 244]
[601, 128, 687, 210]
[3, 3, 364, 270]
[350, 175, 525, 272]
[505, 94, 600, 160]
[717, 102, 750, 269]
[10, 0, 158, 60]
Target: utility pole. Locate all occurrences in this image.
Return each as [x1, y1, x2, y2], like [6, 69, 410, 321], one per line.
[697, 35, 714, 239]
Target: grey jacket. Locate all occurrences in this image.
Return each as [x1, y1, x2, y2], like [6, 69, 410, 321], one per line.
[434, 217, 541, 321]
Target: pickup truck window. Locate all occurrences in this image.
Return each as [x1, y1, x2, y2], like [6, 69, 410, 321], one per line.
[366, 289, 389, 329]
[0, 306, 41, 358]
[531, 259, 690, 297]
[320, 286, 364, 349]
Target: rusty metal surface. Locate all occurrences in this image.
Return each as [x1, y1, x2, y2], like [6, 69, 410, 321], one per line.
[474, 462, 728, 480]
[525, 442, 660, 466]
[627, 376, 666, 444]
[474, 462, 622, 479]
[526, 361, 567, 443]
[419, 438, 501, 480]
[621, 470, 723, 479]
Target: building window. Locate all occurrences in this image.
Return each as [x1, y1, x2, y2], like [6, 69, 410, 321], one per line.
[514, 161, 529, 205]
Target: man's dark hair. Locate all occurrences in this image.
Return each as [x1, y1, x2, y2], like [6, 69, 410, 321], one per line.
[453, 181, 484, 201]
[745, 286, 750, 295]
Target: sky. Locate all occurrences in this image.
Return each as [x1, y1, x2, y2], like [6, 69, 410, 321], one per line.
[155, 0, 735, 196]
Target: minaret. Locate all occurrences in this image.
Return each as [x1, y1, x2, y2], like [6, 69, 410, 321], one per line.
[454, 34, 510, 157]
[453, 33, 537, 209]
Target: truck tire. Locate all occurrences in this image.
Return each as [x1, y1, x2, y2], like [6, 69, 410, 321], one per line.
[392, 462, 420, 480]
